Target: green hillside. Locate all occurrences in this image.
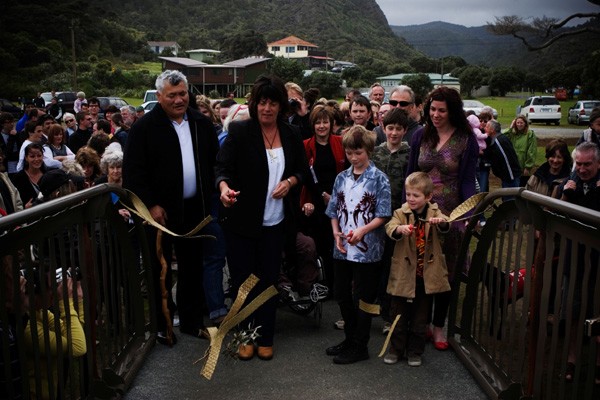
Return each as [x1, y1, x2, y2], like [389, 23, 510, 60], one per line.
[0, 0, 419, 98]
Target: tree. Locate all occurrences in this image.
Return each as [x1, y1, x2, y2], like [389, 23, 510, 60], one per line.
[581, 51, 600, 98]
[220, 30, 267, 61]
[341, 67, 362, 85]
[269, 57, 304, 83]
[409, 56, 437, 73]
[400, 73, 433, 100]
[523, 73, 544, 93]
[440, 56, 468, 72]
[488, 67, 518, 97]
[487, 1, 600, 50]
[301, 72, 343, 99]
[457, 66, 487, 97]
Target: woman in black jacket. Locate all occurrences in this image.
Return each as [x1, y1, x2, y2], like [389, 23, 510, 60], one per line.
[215, 75, 306, 361]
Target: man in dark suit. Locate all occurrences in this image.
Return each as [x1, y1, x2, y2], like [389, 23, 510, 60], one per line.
[123, 70, 219, 345]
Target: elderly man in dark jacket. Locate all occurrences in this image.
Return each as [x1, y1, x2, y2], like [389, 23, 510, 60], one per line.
[483, 119, 522, 190]
[123, 70, 219, 345]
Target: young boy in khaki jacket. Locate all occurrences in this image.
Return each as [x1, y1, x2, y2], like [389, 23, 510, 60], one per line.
[383, 171, 450, 367]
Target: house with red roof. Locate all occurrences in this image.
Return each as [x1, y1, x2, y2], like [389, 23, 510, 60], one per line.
[267, 35, 332, 70]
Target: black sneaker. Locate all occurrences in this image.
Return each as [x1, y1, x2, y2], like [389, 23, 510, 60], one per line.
[326, 339, 352, 356]
[180, 326, 209, 340]
[333, 344, 369, 364]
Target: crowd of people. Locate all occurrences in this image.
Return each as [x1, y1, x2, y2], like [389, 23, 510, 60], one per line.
[2, 69, 600, 396]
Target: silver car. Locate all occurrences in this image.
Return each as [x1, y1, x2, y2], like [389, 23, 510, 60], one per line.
[462, 100, 498, 119]
[567, 100, 600, 125]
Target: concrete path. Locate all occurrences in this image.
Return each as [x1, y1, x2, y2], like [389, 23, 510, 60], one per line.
[124, 299, 486, 400]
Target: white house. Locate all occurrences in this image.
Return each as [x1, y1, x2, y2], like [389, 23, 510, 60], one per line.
[186, 49, 221, 63]
[267, 36, 318, 58]
[147, 41, 181, 56]
[377, 73, 461, 92]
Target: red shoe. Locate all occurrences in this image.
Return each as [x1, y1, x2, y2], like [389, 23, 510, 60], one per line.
[434, 341, 449, 351]
[425, 327, 433, 342]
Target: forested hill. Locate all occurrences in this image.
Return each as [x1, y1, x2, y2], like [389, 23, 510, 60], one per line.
[391, 20, 600, 69]
[0, 0, 418, 97]
[391, 22, 523, 67]
[103, 0, 418, 62]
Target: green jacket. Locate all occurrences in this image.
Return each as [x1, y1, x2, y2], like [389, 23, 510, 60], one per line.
[371, 142, 410, 211]
[504, 128, 537, 172]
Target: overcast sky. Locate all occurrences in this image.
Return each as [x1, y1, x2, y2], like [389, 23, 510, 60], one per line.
[376, 0, 599, 27]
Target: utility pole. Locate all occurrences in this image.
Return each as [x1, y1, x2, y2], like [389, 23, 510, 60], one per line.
[70, 19, 77, 89]
[440, 58, 444, 86]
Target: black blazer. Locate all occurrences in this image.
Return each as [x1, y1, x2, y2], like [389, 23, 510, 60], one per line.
[215, 118, 306, 238]
[123, 104, 219, 228]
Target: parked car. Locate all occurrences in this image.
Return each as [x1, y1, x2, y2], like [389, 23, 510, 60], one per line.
[97, 97, 129, 111]
[0, 98, 22, 118]
[140, 101, 158, 113]
[462, 100, 498, 119]
[517, 96, 561, 125]
[143, 90, 157, 103]
[567, 100, 600, 125]
[41, 91, 77, 113]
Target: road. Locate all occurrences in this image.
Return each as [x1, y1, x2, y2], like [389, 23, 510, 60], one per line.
[124, 300, 487, 400]
[532, 125, 582, 141]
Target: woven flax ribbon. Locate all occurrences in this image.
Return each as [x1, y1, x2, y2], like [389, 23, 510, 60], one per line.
[200, 274, 278, 380]
[119, 189, 214, 346]
[419, 192, 488, 223]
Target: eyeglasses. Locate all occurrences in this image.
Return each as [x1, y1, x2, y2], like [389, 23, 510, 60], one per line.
[89, 104, 99, 108]
[388, 100, 413, 107]
[65, 119, 75, 123]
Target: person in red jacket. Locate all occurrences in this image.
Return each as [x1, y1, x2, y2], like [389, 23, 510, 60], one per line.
[300, 105, 348, 290]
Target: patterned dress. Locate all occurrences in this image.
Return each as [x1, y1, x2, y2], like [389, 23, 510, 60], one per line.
[418, 132, 468, 279]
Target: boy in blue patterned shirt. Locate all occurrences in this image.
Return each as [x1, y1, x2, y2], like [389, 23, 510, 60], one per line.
[325, 125, 392, 364]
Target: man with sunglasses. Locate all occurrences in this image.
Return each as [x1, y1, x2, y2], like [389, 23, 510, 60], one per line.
[388, 85, 423, 145]
[62, 113, 77, 142]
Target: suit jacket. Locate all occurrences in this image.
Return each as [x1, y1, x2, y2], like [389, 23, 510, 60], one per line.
[123, 103, 218, 228]
[215, 118, 306, 238]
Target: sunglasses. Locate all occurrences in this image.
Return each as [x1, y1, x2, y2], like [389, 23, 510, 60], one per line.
[389, 100, 413, 107]
[65, 119, 75, 123]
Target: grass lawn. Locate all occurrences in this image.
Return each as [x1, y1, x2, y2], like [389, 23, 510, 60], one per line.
[477, 92, 575, 128]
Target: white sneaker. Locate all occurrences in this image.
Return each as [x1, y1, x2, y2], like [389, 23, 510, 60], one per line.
[382, 322, 391, 335]
[383, 353, 398, 365]
[310, 283, 329, 302]
[407, 355, 422, 367]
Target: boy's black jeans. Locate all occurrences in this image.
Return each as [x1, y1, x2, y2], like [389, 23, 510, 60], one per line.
[334, 259, 382, 348]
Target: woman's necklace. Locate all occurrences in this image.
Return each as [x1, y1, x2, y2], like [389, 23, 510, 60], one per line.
[262, 127, 279, 160]
[25, 168, 42, 184]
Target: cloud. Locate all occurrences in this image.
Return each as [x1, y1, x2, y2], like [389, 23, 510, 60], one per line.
[376, 0, 599, 27]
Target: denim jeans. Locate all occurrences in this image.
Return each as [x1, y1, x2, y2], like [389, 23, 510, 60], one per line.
[501, 176, 521, 202]
[203, 197, 228, 320]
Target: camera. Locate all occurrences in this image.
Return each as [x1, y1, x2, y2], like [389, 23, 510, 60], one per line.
[289, 98, 300, 112]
